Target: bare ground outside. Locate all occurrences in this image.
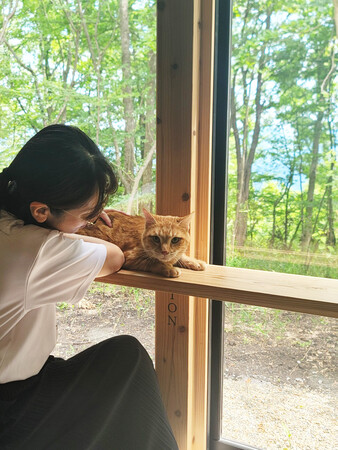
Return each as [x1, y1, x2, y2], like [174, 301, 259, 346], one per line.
[53, 283, 337, 450]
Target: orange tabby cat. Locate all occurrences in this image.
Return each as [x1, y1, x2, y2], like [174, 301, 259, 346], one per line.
[77, 209, 206, 277]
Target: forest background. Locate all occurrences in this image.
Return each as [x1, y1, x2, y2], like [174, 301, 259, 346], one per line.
[0, 0, 337, 279]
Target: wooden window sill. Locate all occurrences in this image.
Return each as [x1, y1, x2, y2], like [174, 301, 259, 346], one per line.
[97, 265, 338, 318]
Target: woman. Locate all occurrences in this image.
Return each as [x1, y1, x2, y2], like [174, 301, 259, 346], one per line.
[0, 124, 178, 449]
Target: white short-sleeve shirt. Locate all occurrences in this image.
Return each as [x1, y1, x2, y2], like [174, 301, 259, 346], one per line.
[0, 210, 107, 383]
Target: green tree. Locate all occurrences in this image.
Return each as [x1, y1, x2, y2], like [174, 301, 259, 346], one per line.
[0, 0, 157, 210]
[271, 0, 336, 251]
[230, 0, 281, 247]
[229, 0, 336, 254]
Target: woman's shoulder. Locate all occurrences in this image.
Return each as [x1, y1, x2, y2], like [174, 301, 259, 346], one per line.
[0, 212, 60, 301]
[0, 209, 59, 257]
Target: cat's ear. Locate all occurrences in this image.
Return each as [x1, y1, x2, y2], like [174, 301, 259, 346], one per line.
[143, 208, 157, 226]
[178, 212, 193, 230]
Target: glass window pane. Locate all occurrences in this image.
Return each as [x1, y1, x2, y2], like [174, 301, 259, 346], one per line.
[222, 304, 336, 449]
[222, 0, 337, 447]
[227, 0, 337, 273]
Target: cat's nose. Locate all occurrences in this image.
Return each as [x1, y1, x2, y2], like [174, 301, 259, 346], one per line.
[162, 250, 169, 256]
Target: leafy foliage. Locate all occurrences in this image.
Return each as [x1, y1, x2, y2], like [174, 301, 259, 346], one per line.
[229, 0, 337, 263]
[0, 0, 336, 274]
[0, 0, 156, 206]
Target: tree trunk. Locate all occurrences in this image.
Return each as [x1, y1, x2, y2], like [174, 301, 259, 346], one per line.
[301, 111, 324, 250]
[334, 0, 338, 37]
[119, 0, 135, 194]
[0, 0, 19, 44]
[326, 101, 336, 246]
[326, 161, 336, 246]
[233, 163, 251, 247]
[142, 50, 156, 194]
[232, 11, 271, 247]
[127, 143, 156, 214]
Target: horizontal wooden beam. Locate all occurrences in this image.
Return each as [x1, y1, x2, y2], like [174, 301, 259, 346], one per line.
[97, 265, 338, 318]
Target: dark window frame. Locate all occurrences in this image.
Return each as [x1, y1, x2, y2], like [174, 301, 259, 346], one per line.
[208, 1, 256, 449]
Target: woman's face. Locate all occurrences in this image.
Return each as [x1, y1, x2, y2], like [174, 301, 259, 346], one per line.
[46, 193, 100, 233]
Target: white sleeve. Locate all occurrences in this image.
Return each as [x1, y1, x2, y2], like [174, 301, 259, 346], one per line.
[25, 232, 107, 310]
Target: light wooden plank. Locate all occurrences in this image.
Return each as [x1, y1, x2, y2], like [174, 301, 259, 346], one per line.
[187, 0, 215, 448]
[155, 293, 190, 447]
[97, 266, 338, 318]
[156, 0, 215, 445]
[156, 0, 194, 447]
[187, 297, 209, 449]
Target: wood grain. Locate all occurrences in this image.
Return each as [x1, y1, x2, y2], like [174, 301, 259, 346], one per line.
[98, 265, 338, 318]
[155, 0, 215, 446]
[156, 0, 194, 447]
[188, 0, 214, 447]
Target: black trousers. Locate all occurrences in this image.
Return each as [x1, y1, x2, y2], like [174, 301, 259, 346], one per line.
[0, 336, 178, 450]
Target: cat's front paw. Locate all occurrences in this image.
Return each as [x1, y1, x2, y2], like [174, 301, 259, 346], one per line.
[194, 260, 207, 271]
[165, 267, 181, 278]
[188, 260, 206, 271]
[151, 264, 181, 278]
[178, 257, 207, 271]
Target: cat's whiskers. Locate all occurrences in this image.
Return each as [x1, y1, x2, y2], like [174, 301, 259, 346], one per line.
[159, 251, 179, 264]
[147, 246, 175, 263]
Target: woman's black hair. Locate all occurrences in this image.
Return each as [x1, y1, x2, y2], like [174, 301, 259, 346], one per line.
[0, 124, 118, 224]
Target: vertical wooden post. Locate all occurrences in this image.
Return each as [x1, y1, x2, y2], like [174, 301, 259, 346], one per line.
[156, 0, 214, 448]
[156, 2, 193, 446]
[188, 2, 215, 447]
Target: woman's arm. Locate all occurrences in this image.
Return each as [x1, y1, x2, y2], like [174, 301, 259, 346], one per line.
[63, 233, 125, 277]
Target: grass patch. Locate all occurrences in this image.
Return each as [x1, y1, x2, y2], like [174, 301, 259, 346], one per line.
[226, 251, 337, 279]
[224, 302, 330, 341]
[88, 281, 118, 295]
[88, 282, 155, 319]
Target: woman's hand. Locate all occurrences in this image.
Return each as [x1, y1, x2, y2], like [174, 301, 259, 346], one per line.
[99, 210, 112, 227]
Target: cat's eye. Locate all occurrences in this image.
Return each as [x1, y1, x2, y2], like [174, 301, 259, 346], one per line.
[171, 237, 181, 244]
[152, 236, 161, 243]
